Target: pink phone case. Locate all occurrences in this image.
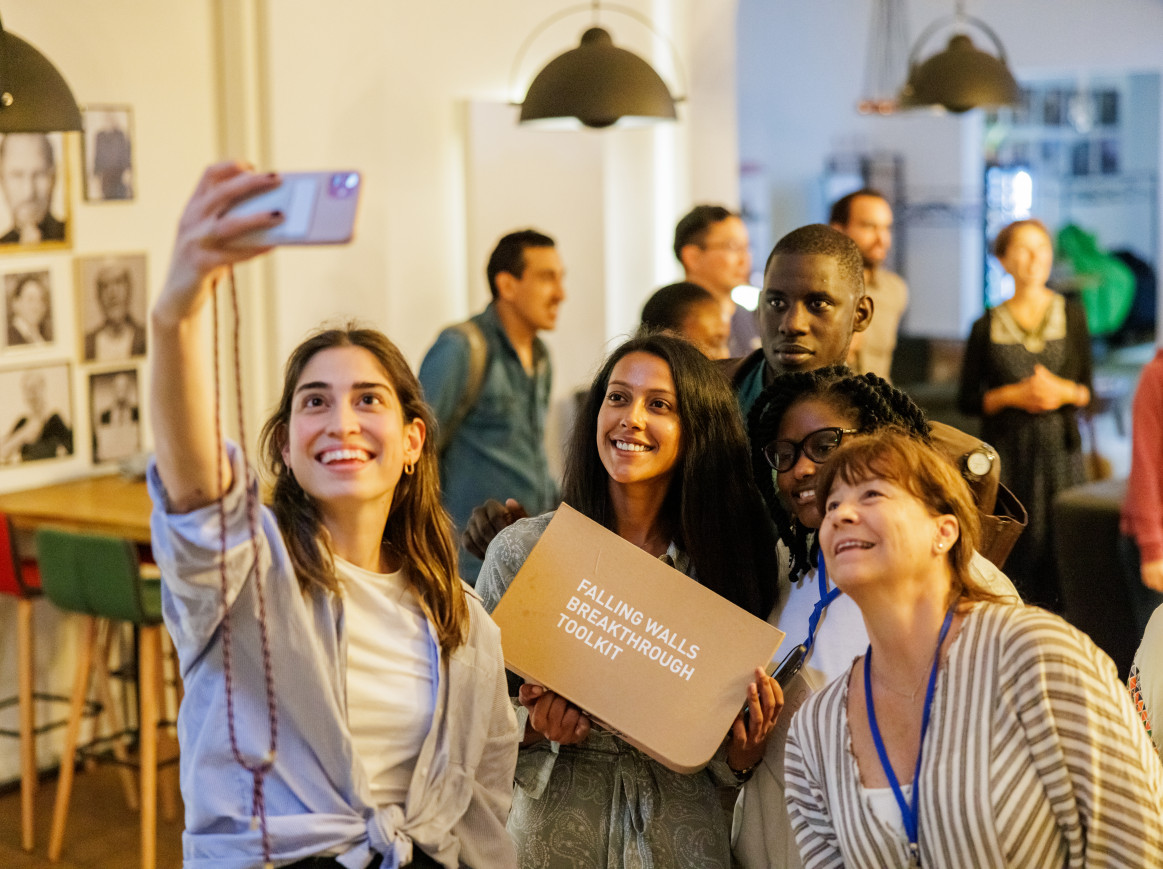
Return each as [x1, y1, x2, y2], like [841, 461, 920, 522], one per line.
[227, 171, 361, 246]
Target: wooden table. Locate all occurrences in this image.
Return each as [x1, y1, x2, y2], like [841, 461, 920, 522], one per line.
[0, 474, 152, 545]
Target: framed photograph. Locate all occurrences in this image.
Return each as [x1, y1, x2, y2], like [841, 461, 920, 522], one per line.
[89, 367, 140, 464]
[3, 269, 55, 349]
[82, 105, 134, 202]
[0, 361, 74, 465]
[0, 132, 70, 251]
[75, 253, 148, 363]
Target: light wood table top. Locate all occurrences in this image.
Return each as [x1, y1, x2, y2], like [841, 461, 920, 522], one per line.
[0, 473, 152, 544]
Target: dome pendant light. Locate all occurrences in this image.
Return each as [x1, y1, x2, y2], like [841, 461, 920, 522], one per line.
[513, 2, 682, 129]
[898, 0, 1019, 114]
[0, 13, 82, 132]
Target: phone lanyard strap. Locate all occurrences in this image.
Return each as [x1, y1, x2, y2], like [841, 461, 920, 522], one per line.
[802, 549, 841, 658]
[863, 607, 955, 868]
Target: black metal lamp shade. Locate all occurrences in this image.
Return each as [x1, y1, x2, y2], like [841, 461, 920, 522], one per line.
[520, 26, 676, 129]
[0, 24, 82, 132]
[899, 19, 1020, 114]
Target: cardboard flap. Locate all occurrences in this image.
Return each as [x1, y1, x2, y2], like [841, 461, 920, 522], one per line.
[491, 504, 784, 773]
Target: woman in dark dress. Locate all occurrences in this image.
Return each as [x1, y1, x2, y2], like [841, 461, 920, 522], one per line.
[958, 219, 1092, 609]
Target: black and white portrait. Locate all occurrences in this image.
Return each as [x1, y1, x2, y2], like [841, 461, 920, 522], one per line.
[3, 270, 54, 348]
[83, 105, 134, 202]
[89, 367, 140, 464]
[0, 132, 70, 250]
[76, 253, 148, 363]
[0, 362, 74, 465]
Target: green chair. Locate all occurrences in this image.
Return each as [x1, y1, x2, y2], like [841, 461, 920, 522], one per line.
[35, 526, 175, 869]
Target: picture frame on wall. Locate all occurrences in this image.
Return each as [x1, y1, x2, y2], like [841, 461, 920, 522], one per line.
[89, 367, 140, 464]
[82, 105, 135, 202]
[75, 253, 148, 363]
[3, 268, 55, 349]
[0, 361, 74, 465]
[0, 132, 71, 251]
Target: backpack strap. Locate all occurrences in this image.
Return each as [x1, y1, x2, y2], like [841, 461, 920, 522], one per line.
[437, 320, 489, 455]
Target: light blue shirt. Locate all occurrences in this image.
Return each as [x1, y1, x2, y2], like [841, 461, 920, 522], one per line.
[148, 444, 520, 869]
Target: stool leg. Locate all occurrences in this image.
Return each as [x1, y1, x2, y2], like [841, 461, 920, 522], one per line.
[93, 623, 139, 811]
[151, 626, 179, 822]
[17, 596, 35, 852]
[139, 624, 159, 869]
[48, 615, 98, 862]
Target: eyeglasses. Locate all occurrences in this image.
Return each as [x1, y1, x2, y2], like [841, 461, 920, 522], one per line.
[699, 242, 749, 254]
[763, 427, 859, 473]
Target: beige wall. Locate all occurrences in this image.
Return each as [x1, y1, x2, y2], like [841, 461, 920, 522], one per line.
[0, 0, 741, 783]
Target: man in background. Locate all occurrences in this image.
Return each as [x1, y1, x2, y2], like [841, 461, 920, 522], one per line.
[0, 133, 65, 245]
[84, 263, 148, 361]
[829, 188, 907, 380]
[419, 229, 565, 583]
[674, 205, 759, 357]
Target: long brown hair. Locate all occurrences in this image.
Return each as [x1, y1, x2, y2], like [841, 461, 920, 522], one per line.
[258, 324, 468, 656]
[814, 428, 1006, 608]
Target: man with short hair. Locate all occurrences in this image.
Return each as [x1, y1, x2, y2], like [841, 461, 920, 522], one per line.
[726, 223, 872, 420]
[829, 188, 907, 380]
[84, 264, 148, 361]
[674, 205, 760, 357]
[0, 133, 65, 245]
[419, 229, 565, 583]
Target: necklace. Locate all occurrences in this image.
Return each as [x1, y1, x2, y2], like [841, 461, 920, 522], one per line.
[870, 663, 929, 702]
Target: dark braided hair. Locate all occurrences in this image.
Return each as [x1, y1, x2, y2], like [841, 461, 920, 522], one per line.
[747, 364, 930, 578]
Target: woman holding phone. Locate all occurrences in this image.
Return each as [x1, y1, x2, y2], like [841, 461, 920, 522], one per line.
[785, 429, 1163, 867]
[148, 163, 518, 868]
[478, 332, 782, 869]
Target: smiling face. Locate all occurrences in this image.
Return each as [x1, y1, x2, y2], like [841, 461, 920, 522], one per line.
[819, 474, 958, 594]
[775, 397, 859, 529]
[596, 351, 683, 496]
[280, 345, 423, 520]
[998, 223, 1054, 290]
[12, 277, 48, 327]
[759, 253, 871, 375]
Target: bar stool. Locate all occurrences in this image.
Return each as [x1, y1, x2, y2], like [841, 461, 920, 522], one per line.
[35, 526, 177, 869]
[0, 513, 45, 851]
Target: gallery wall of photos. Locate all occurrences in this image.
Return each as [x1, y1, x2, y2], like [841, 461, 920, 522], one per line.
[0, 106, 145, 474]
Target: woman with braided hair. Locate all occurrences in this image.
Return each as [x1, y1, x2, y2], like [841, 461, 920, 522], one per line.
[732, 364, 1017, 869]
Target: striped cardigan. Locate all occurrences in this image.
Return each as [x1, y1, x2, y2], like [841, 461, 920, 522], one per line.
[786, 603, 1163, 867]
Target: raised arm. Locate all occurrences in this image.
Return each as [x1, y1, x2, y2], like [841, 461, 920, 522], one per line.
[149, 163, 284, 513]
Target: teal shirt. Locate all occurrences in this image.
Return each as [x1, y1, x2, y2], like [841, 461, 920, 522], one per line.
[418, 303, 559, 583]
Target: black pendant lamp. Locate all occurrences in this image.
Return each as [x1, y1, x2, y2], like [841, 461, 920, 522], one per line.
[0, 14, 81, 132]
[898, 1, 1019, 114]
[515, 3, 681, 129]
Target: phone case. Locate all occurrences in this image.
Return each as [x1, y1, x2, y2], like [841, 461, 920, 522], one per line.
[226, 171, 361, 246]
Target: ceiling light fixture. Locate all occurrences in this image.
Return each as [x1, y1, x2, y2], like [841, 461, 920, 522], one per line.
[898, 0, 1020, 114]
[0, 13, 81, 132]
[512, 1, 683, 129]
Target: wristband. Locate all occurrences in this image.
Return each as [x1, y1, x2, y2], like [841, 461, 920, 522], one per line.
[729, 759, 761, 784]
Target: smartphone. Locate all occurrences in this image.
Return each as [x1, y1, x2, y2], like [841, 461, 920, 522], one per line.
[225, 170, 361, 247]
[741, 643, 808, 723]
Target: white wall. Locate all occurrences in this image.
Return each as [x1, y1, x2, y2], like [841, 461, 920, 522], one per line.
[738, 0, 1163, 338]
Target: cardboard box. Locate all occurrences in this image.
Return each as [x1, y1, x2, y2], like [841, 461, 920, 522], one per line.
[491, 504, 785, 773]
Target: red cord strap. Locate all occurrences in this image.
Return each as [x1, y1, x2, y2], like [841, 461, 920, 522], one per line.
[211, 268, 278, 869]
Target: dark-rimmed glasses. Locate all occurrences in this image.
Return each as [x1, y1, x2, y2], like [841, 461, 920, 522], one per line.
[763, 427, 859, 473]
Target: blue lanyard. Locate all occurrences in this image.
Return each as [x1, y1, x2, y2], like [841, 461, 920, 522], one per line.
[863, 607, 955, 868]
[802, 549, 841, 657]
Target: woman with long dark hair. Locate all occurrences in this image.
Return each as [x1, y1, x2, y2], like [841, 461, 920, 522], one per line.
[149, 163, 518, 868]
[478, 332, 781, 868]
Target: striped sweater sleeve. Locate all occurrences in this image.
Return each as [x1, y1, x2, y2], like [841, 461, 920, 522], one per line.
[995, 607, 1163, 866]
[785, 685, 847, 869]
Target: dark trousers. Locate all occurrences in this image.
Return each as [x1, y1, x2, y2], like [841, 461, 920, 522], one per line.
[284, 846, 441, 868]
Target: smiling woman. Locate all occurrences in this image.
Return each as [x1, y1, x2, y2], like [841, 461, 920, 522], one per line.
[146, 163, 519, 869]
[478, 332, 782, 869]
[783, 429, 1163, 867]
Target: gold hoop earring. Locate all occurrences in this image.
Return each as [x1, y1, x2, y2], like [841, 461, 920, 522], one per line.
[403, 461, 415, 476]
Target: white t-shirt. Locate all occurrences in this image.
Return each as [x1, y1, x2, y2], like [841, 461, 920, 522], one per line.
[1131, 604, 1163, 756]
[337, 557, 436, 808]
[776, 565, 867, 684]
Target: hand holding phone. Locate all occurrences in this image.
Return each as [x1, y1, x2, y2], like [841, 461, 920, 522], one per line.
[224, 170, 361, 247]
